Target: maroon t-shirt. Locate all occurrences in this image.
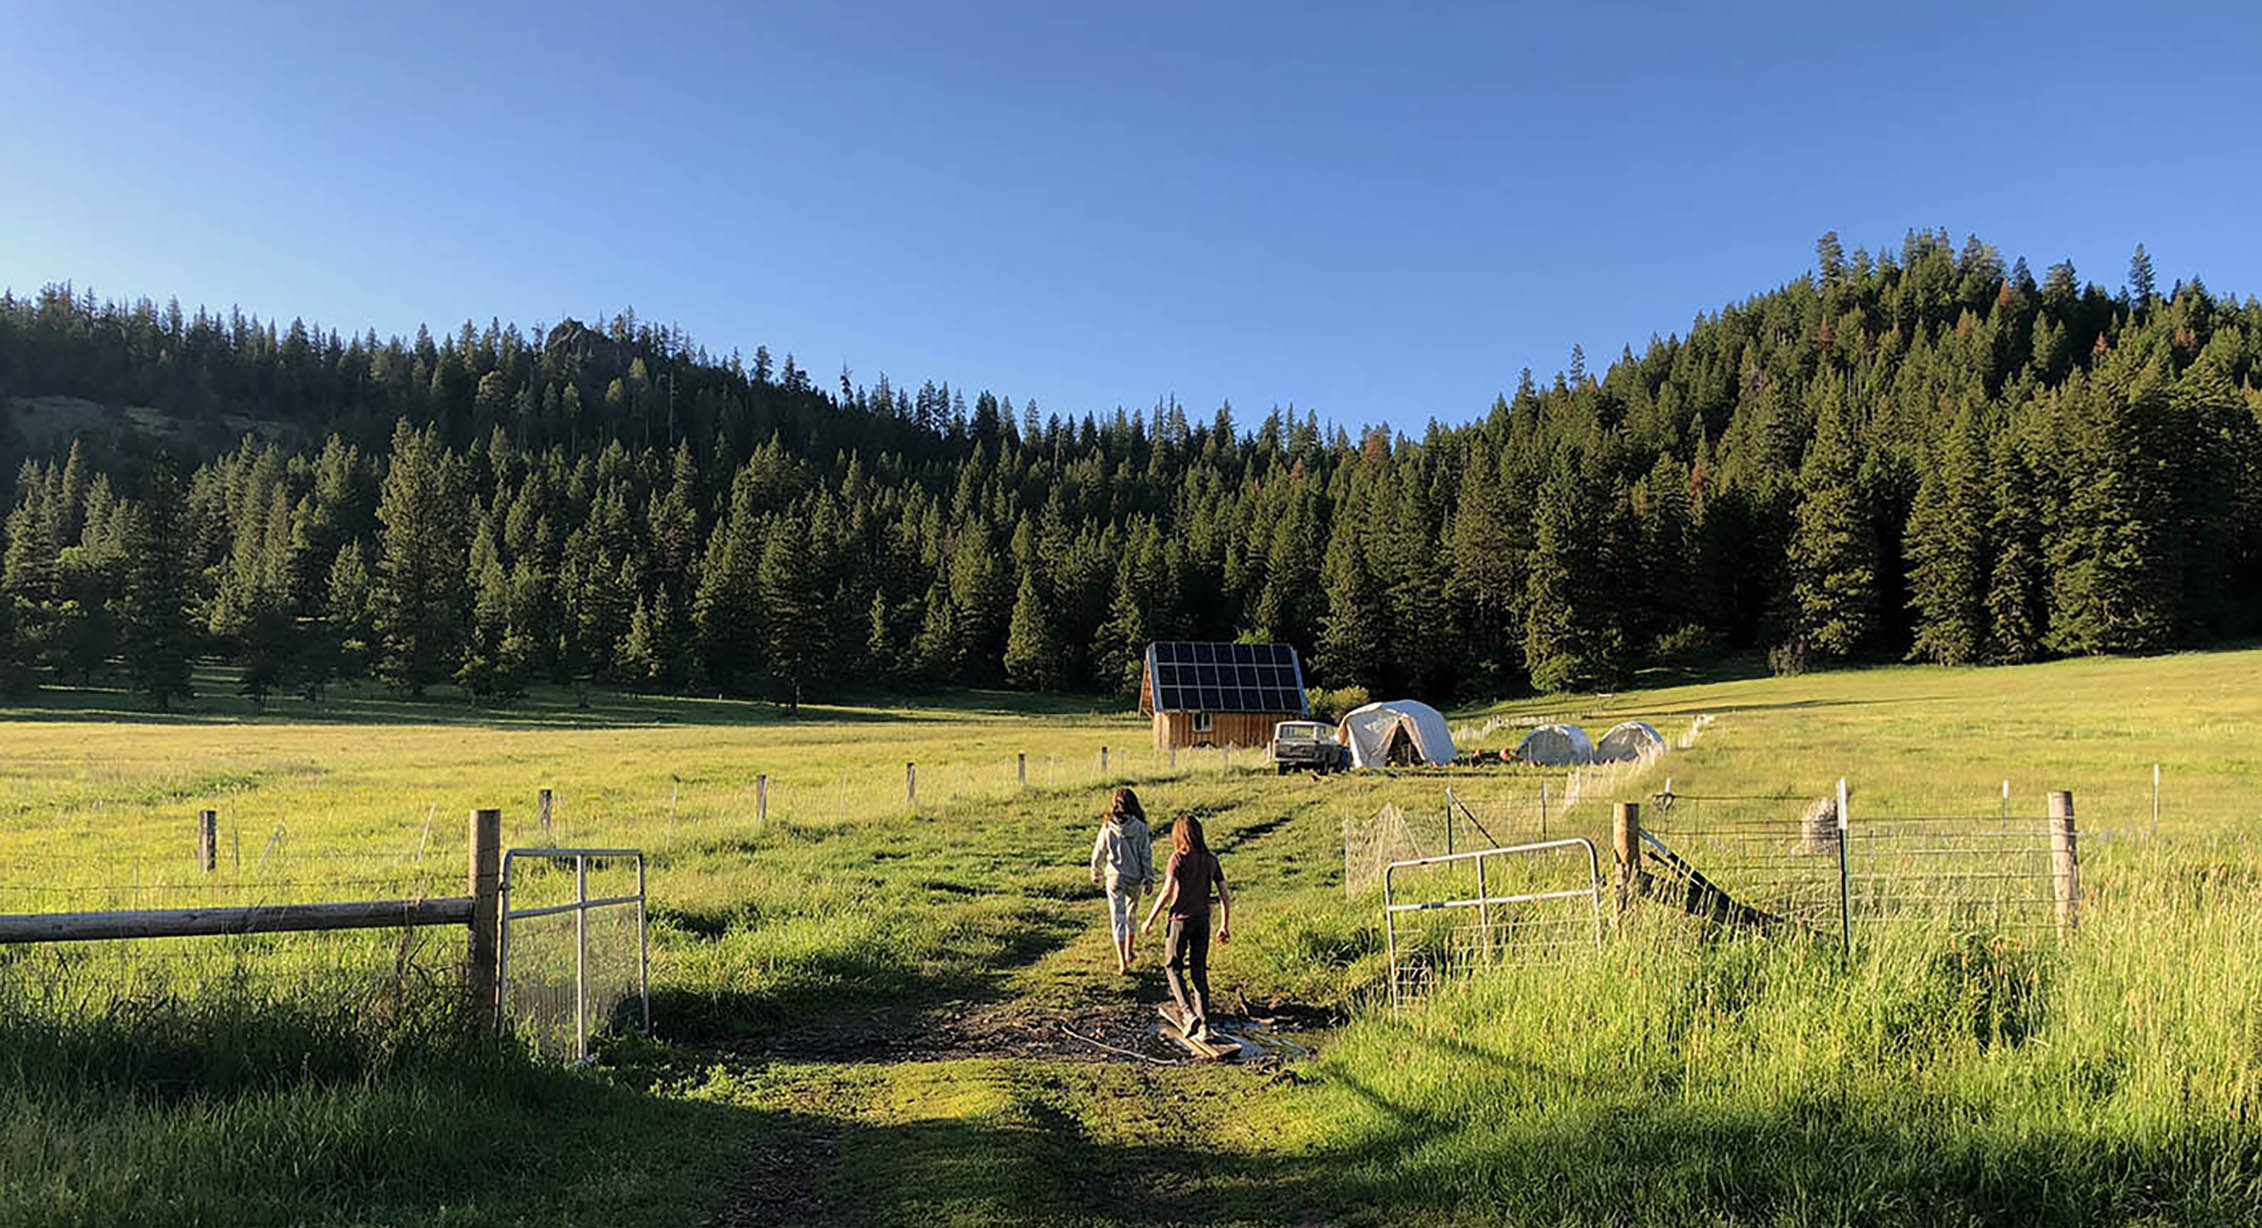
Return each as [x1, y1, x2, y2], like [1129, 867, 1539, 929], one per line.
[1167, 849, 1224, 919]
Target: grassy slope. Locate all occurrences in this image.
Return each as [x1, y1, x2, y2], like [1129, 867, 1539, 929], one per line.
[4, 650, 2261, 1225]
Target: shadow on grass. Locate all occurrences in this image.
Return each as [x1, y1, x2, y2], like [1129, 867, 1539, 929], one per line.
[0, 994, 760, 1228]
[653, 904, 1087, 1046]
[0, 668, 1131, 731]
[759, 1037, 2262, 1227]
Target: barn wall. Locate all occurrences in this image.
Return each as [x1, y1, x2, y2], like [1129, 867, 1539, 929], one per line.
[1151, 711, 1297, 750]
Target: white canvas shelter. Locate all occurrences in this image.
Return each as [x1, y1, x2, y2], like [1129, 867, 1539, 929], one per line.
[1594, 721, 1667, 763]
[1339, 700, 1458, 768]
[1512, 724, 1594, 766]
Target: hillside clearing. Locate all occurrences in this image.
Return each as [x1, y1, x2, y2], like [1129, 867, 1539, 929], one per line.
[3, 650, 2261, 1224]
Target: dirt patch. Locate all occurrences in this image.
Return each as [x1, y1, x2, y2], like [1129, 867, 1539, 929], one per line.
[708, 1116, 841, 1228]
[740, 994, 1335, 1068]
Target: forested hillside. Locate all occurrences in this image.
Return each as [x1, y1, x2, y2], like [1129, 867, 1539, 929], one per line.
[4, 229, 2261, 709]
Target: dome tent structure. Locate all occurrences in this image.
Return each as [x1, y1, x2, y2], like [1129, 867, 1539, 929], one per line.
[1339, 700, 1458, 768]
[1512, 724, 1594, 766]
[1594, 721, 1667, 763]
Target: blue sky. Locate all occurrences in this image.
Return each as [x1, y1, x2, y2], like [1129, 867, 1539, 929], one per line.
[3, 2, 2258, 433]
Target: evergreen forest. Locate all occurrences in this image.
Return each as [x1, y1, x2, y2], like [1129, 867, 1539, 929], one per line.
[4, 230, 2260, 710]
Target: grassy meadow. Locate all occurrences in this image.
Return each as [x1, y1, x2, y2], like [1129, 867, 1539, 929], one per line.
[3, 650, 2261, 1225]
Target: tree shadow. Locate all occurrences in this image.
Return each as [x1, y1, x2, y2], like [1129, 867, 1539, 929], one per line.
[748, 1039, 2261, 1226]
[0, 672, 1130, 731]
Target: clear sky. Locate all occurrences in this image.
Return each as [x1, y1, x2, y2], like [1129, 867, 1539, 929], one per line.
[3, 2, 2259, 433]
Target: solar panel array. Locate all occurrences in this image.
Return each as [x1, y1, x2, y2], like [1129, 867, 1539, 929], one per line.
[1147, 642, 1307, 713]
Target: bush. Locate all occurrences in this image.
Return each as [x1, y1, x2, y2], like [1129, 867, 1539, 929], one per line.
[1767, 638, 1810, 677]
[1651, 623, 1723, 667]
[1307, 685, 1371, 725]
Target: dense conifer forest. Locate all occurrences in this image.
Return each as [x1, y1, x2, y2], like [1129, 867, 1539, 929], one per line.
[4, 230, 2260, 708]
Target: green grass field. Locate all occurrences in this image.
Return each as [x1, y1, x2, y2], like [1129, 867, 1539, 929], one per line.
[4, 651, 2261, 1226]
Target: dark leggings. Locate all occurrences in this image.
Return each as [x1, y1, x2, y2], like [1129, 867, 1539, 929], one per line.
[1164, 916, 1212, 1023]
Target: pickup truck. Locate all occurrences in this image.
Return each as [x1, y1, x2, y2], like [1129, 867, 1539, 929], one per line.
[1270, 720, 1346, 775]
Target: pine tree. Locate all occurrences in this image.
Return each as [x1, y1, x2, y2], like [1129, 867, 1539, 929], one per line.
[1003, 569, 1065, 690]
[759, 507, 820, 712]
[946, 526, 1009, 682]
[613, 586, 682, 692]
[693, 467, 764, 691]
[1984, 431, 2047, 662]
[374, 421, 466, 694]
[1316, 520, 1385, 689]
[0, 587, 26, 694]
[1522, 451, 1625, 692]
[1816, 231, 1847, 287]
[1904, 407, 1989, 664]
[1447, 446, 1523, 693]
[1094, 561, 1148, 701]
[324, 540, 377, 684]
[2, 462, 58, 606]
[456, 528, 527, 700]
[1784, 379, 1877, 661]
[2127, 243, 2156, 315]
[118, 456, 197, 711]
[2048, 369, 2178, 654]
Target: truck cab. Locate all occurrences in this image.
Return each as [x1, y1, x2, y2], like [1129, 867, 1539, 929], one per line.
[1270, 720, 1345, 775]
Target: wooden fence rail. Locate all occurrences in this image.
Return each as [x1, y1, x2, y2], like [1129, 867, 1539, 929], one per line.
[0, 896, 473, 944]
[0, 809, 506, 1019]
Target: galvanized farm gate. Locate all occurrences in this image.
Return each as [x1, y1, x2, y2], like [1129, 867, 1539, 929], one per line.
[498, 847, 650, 1062]
[1382, 837, 1604, 1010]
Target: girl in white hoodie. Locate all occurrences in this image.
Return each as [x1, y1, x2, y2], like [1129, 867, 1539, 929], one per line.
[1089, 786, 1155, 975]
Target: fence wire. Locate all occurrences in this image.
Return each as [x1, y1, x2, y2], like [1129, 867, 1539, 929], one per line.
[1641, 790, 2065, 941]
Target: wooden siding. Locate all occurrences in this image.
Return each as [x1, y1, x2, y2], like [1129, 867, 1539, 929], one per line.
[1151, 710, 1296, 751]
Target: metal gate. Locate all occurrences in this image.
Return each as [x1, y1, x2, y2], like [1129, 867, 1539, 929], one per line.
[1382, 837, 1603, 1010]
[498, 847, 649, 1061]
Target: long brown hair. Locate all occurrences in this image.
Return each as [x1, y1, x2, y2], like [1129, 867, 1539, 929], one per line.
[1107, 786, 1146, 827]
[1171, 814, 1208, 858]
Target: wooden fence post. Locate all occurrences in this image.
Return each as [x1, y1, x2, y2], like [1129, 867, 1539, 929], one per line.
[536, 788, 553, 838]
[1612, 801, 1642, 918]
[198, 810, 217, 873]
[1018, 753, 1027, 786]
[756, 774, 768, 825]
[2049, 790, 2078, 936]
[1101, 746, 1109, 774]
[906, 762, 916, 806]
[468, 808, 502, 1026]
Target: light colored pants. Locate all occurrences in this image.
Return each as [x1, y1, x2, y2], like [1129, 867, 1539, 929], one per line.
[1105, 884, 1141, 943]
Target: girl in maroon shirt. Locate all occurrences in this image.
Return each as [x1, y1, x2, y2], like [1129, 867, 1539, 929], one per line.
[1140, 814, 1232, 1040]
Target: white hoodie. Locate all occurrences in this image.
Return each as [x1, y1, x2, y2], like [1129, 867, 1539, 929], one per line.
[1090, 817, 1154, 894]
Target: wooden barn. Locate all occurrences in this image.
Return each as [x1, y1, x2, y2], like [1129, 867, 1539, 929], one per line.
[1138, 641, 1310, 750]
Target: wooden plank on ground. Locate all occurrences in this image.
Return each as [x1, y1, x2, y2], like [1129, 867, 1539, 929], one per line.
[1154, 1003, 1240, 1061]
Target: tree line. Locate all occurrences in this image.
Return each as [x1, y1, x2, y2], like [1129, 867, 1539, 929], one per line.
[4, 230, 2261, 711]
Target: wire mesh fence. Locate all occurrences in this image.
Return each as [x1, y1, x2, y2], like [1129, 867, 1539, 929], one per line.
[1639, 790, 1847, 935]
[1637, 786, 2071, 945]
[1342, 788, 1564, 895]
[1846, 814, 2062, 932]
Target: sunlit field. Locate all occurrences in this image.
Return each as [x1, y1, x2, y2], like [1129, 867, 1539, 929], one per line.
[4, 650, 2260, 1225]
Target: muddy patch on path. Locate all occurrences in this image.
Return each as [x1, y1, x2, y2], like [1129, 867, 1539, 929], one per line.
[740, 994, 1338, 1068]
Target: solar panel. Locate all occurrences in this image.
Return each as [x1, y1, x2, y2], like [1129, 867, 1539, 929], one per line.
[1144, 642, 1307, 714]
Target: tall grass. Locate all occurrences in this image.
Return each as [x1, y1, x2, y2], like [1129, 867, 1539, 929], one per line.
[1270, 831, 2262, 1225]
